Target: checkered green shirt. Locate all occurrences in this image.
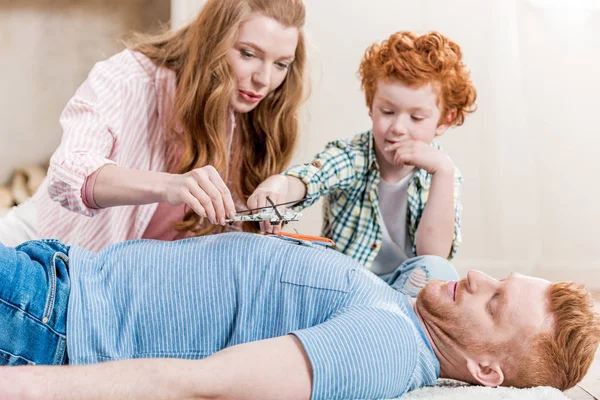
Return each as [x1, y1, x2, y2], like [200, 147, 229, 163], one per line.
[284, 130, 463, 268]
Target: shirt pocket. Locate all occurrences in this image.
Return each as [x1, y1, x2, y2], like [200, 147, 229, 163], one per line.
[280, 262, 354, 293]
[0, 349, 35, 366]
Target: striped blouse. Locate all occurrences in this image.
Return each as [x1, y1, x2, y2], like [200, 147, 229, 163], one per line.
[32, 49, 240, 251]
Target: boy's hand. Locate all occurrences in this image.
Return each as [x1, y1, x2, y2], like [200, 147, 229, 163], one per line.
[385, 140, 454, 175]
[247, 175, 290, 233]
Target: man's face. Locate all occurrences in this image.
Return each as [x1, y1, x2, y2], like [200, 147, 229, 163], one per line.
[416, 270, 553, 356]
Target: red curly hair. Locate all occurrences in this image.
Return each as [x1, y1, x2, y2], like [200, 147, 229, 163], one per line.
[359, 31, 477, 126]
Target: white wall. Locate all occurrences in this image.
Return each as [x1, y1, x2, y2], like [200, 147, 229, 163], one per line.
[0, 0, 169, 183]
[171, 0, 205, 29]
[180, 0, 600, 285]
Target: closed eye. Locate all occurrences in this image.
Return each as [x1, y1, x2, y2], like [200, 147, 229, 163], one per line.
[487, 292, 500, 316]
[275, 61, 290, 70]
[240, 49, 255, 59]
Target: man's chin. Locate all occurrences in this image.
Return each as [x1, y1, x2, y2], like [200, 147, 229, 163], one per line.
[417, 280, 450, 319]
[418, 279, 444, 300]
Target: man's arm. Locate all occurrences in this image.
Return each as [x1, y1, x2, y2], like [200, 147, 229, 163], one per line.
[0, 336, 312, 400]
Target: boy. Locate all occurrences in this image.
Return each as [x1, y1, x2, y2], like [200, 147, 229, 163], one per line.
[248, 31, 477, 281]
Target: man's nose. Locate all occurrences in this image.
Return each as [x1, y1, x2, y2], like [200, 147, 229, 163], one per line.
[466, 270, 497, 293]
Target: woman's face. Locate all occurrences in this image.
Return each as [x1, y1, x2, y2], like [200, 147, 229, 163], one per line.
[227, 13, 299, 113]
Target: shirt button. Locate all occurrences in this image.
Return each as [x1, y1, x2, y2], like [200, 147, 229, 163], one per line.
[311, 160, 322, 168]
[371, 243, 378, 250]
[42, 317, 49, 324]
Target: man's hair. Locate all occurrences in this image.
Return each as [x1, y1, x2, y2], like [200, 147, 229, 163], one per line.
[358, 31, 477, 126]
[505, 282, 600, 390]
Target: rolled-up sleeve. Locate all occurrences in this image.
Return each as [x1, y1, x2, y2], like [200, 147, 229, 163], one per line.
[47, 60, 123, 217]
[283, 141, 358, 210]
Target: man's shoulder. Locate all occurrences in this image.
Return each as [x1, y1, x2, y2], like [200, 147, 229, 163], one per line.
[293, 299, 427, 399]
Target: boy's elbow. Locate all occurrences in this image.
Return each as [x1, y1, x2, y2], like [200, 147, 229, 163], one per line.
[415, 237, 453, 259]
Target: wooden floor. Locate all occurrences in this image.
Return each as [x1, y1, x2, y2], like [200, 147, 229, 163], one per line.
[563, 295, 600, 400]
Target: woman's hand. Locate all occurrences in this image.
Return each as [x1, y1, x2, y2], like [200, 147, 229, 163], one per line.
[163, 166, 237, 226]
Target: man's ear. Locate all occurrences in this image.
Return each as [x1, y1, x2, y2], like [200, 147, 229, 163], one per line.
[435, 108, 457, 137]
[466, 357, 504, 387]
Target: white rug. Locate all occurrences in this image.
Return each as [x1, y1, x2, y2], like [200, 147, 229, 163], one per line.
[397, 379, 568, 399]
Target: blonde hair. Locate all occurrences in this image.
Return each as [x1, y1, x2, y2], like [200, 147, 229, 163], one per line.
[359, 31, 476, 126]
[128, 0, 307, 235]
[504, 282, 600, 390]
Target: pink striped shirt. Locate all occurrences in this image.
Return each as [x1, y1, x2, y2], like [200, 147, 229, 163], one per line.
[33, 49, 241, 251]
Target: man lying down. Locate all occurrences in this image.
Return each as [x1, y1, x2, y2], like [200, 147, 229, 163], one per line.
[0, 232, 598, 400]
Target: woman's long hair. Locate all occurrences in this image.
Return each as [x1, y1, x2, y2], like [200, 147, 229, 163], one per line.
[128, 0, 307, 235]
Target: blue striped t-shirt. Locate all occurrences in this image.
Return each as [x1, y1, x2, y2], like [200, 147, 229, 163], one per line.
[66, 232, 439, 399]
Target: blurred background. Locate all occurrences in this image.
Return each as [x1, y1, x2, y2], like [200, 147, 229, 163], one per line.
[1, 0, 599, 284]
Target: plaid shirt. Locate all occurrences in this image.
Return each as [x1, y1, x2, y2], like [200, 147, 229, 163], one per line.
[284, 130, 463, 268]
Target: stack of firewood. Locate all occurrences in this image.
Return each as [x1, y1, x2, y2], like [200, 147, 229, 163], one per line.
[0, 165, 47, 216]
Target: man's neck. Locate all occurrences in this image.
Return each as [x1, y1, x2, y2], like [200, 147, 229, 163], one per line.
[410, 299, 469, 381]
[410, 299, 440, 355]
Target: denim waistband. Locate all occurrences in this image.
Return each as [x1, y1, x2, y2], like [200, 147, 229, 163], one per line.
[0, 239, 70, 365]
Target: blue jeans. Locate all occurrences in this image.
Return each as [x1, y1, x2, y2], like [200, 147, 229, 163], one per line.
[0, 239, 70, 365]
[379, 255, 460, 297]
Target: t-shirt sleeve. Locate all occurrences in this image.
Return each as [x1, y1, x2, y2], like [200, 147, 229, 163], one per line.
[291, 306, 418, 400]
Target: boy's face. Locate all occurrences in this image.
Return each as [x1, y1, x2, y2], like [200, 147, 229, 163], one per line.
[370, 79, 448, 173]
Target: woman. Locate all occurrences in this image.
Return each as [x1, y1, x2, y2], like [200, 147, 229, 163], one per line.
[0, 0, 307, 251]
